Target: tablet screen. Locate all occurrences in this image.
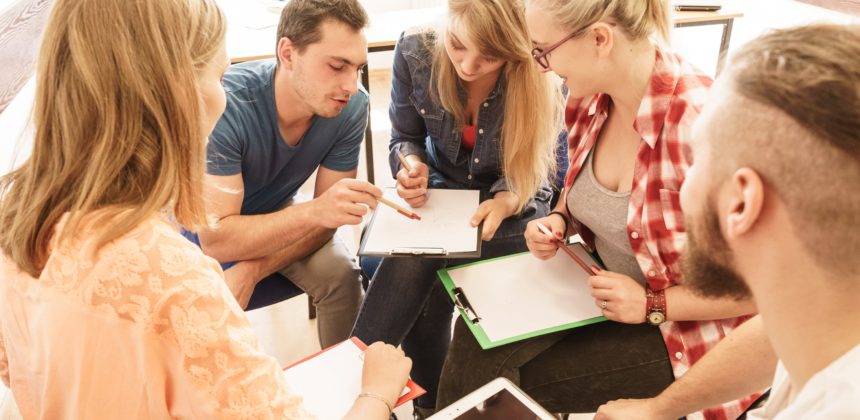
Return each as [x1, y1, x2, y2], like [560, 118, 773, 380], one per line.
[451, 388, 543, 420]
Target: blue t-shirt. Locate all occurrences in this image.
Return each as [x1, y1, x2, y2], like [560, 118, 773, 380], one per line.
[207, 59, 368, 215]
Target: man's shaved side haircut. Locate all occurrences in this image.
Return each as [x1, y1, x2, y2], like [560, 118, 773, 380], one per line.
[721, 24, 860, 276]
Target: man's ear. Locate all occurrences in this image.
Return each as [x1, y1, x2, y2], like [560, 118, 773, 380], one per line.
[592, 23, 614, 58]
[277, 37, 296, 70]
[724, 168, 765, 240]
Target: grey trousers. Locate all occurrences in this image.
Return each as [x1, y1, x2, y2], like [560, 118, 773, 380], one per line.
[276, 232, 361, 348]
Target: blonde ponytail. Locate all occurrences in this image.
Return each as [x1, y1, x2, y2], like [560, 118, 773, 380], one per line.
[531, 0, 671, 44]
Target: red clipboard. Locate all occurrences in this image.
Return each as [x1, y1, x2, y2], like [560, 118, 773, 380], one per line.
[283, 336, 426, 408]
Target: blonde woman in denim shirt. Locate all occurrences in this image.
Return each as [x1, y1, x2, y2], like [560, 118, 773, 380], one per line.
[351, 0, 563, 416]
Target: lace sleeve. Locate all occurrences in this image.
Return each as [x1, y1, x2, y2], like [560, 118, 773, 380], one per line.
[148, 229, 315, 419]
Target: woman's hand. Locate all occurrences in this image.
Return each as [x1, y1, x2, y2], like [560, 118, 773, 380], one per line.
[588, 268, 648, 324]
[395, 155, 430, 208]
[360, 342, 412, 410]
[470, 191, 519, 241]
[524, 213, 567, 259]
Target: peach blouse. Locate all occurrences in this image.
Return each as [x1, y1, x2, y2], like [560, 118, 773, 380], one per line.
[0, 215, 313, 419]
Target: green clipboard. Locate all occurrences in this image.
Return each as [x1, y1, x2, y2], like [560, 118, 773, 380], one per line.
[437, 240, 608, 350]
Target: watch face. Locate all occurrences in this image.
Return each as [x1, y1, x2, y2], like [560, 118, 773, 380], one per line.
[648, 311, 665, 325]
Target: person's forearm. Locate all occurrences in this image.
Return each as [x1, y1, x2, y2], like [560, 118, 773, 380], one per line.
[652, 316, 776, 418]
[229, 227, 334, 282]
[200, 201, 320, 263]
[666, 284, 757, 321]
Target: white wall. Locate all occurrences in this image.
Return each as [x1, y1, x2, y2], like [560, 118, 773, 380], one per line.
[674, 0, 859, 76]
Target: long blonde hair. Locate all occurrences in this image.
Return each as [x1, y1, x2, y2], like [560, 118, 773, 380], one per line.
[530, 0, 670, 43]
[0, 0, 226, 276]
[431, 0, 562, 211]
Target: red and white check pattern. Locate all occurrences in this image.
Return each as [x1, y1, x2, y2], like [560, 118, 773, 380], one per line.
[562, 49, 760, 420]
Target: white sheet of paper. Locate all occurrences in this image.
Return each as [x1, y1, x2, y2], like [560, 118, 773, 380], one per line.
[362, 188, 480, 254]
[446, 243, 603, 342]
[282, 340, 409, 419]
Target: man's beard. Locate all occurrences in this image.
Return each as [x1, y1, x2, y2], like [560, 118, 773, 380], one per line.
[681, 198, 753, 300]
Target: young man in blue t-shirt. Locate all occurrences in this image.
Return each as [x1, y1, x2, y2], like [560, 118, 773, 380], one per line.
[196, 0, 382, 348]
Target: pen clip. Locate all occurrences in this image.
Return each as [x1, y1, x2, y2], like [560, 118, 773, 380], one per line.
[452, 287, 481, 324]
[389, 247, 448, 256]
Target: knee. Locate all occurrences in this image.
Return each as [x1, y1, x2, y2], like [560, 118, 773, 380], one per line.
[318, 257, 361, 296]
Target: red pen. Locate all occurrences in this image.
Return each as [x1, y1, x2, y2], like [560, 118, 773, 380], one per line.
[536, 222, 594, 275]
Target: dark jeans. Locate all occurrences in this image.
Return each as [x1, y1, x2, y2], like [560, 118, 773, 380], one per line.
[437, 318, 674, 413]
[351, 204, 546, 409]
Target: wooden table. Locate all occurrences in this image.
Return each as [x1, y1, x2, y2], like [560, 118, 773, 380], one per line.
[220, 1, 743, 183]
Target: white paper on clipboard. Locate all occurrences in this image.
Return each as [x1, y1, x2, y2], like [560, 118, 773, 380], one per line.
[360, 188, 481, 256]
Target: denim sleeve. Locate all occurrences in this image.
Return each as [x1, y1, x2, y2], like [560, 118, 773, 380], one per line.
[489, 177, 509, 195]
[388, 32, 429, 177]
[321, 90, 368, 172]
[206, 112, 244, 176]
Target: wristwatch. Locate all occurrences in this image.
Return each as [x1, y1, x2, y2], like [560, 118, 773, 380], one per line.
[646, 285, 666, 325]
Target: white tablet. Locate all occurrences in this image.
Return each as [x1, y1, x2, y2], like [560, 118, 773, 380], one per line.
[429, 377, 556, 420]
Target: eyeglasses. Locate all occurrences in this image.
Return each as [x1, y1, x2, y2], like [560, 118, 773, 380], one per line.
[531, 30, 583, 70]
[531, 22, 615, 70]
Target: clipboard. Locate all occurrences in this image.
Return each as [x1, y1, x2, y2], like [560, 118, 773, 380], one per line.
[282, 337, 425, 418]
[358, 188, 483, 258]
[437, 235, 608, 349]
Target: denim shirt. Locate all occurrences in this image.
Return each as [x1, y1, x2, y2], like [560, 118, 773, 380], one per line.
[388, 29, 555, 207]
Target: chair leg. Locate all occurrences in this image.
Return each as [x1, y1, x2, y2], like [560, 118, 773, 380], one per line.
[307, 295, 317, 320]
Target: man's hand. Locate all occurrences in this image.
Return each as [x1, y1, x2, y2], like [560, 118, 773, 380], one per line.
[595, 398, 670, 420]
[312, 179, 382, 229]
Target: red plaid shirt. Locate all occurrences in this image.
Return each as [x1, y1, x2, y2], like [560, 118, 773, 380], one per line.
[562, 49, 759, 420]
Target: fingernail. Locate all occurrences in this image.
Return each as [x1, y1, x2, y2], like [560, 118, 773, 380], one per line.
[592, 266, 600, 272]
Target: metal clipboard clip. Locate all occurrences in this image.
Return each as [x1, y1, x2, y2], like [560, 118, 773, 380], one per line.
[452, 287, 481, 324]
[389, 247, 448, 256]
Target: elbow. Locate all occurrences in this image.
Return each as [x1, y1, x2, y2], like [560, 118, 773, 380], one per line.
[197, 231, 233, 263]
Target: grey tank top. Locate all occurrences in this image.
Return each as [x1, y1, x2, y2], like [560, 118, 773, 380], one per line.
[567, 152, 647, 285]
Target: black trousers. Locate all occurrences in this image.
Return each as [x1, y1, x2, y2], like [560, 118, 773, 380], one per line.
[437, 318, 675, 413]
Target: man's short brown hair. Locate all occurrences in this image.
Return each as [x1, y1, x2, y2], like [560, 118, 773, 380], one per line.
[275, 0, 369, 53]
[721, 24, 860, 276]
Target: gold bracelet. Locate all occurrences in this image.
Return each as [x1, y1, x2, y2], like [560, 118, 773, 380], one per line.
[357, 392, 393, 415]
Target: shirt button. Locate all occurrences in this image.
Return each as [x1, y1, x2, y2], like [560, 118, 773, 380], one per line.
[675, 352, 683, 360]
[483, 102, 489, 108]
[467, 174, 473, 180]
[474, 158, 480, 163]
[420, 109, 426, 114]
[631, 231, 640, 239]
[478, 128, 484, 134]
[648, 270, 656, 277]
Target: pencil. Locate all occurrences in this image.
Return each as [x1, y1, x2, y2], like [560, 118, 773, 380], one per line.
[397, 152, 413, 172]
[536, 222, 594, 275]
[378, 196, 422, 221]
[397, 152, 429, 199]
